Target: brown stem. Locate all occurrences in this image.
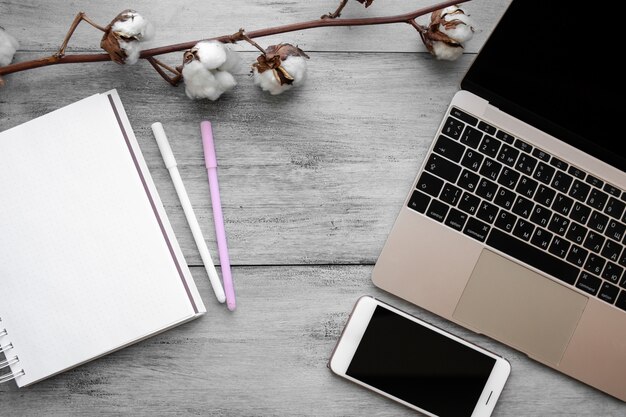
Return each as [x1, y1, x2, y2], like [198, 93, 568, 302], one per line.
[147, 57, 182, 86]
[229, 29, 267, 54]
[321, 0, 349, 19]
[56, 12, 107, 57]
[0, 0, 470, 79]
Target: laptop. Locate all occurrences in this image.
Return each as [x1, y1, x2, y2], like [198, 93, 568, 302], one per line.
[372, 0, 626, 402]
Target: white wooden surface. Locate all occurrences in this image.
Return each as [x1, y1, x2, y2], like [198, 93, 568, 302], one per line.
[1, 1, 624, 415]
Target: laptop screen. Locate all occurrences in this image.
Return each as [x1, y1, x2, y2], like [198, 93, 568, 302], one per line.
[461, 0, 624, 172]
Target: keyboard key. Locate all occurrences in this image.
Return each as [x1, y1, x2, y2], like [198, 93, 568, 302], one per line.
[433, 135, 466, 162]
[534, 185, 556, 207]
[497, 144, 519, 167]
[460, 149, 484, 171]
[457, 169, 480, 192]
[605, 219, 626, 242]
[533, 162, 555, 185]
[495, 210, 517, 233]
[426, 200, 450, 222]
[604, 197, 626, 220]
[458, 192, 480, 215]
[514, 138, 532, 154]
[619, 249, 626, 268]
[477, 201, 499, 224]
[495, 130, 515, 144]
[416, 172, 444, 198]
[587, 188, 609, 210]
[497, 167, 520, 190]
[442, 116, 465, 139]
[477, 121, 496, 135]
[463, 217, 491, 242]
[516, 176, 538, 198]
[513, 219, 535, 241]
[487, 228, 579, 285]
[408, 190, 430, 213]
[604, 183, 620, 196]
[450, 108, 478, 126]
[531, 227, 553, 251]
[478, 135, 501, 158]
[588, 210, 608, 233]
[479, 158, 502, 181]
[439, 182, 463, 206]
[583, 231, 605, 253]
[445, 208, 468, 231]
[616, 291, 626, 311]
[549, 157, 568, 171]
[576, 272, 601, 296]
[548, 213, 569, 236]
[602, 262, 623, 284]
[530, 205, 552, 228]
[584, 254, 605, 276]
[476, 178, 498, 201]
[494, 187, 516, 211]
[568, 179, 591, 203]
[566, 222, 588, 245]
[552, 193, 574, 216]
[425, 153, 462, 183]
[567, 245, 589, 267]
[512, 195, 534, 218]
[551, 171, 573, 193]
[532, 148, 550, 162]
[601, 239, 623, 263]
[549, 236, 570, 258]
[460, 126, 483, 148]
[598, 282, 619, 304]
[516, 154, 538, 176]
[567, 166, 586, 179]
[570, 202, 591, 224]
[622, 275, 626, 290]
[585, 174, 604, 189]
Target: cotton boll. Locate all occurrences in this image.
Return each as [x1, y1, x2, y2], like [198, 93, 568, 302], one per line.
[251, 43, 309, 95]
[440, 8, 474, 43]
[431, 41, 463, 61]
[112, 11, 154, 41]
[252, 67, 286, 95]
[194, 40, 228, 70]
[281, 56, 307, 85]
[182, 58, 237, 101]
[0, 27, 19, 67]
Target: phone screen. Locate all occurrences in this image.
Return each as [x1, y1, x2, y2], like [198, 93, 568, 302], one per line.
[346, 305, 496, 417]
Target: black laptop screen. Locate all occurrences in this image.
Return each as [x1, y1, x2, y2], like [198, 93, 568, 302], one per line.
[461, 0, 625, 172]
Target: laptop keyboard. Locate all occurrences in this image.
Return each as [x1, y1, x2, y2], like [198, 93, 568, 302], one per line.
[409, 107, 626, 312]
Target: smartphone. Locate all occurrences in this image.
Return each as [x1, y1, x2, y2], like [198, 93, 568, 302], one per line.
[329, 296, 511, 417]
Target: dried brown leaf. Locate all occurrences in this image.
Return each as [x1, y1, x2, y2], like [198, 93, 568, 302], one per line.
[356, 0, 374, 8]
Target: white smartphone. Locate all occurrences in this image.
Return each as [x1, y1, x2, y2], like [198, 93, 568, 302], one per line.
[329, 296, 511, 417]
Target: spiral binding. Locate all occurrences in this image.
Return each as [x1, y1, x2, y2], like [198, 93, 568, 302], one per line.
[0, 318, 24, 384]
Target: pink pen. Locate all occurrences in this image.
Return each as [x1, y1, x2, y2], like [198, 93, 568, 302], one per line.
[201, 121, 236, 311]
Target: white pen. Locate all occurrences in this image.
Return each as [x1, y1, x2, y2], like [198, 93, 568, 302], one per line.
[151, 122, 226, 303]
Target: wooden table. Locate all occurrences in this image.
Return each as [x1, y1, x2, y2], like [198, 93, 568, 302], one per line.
[1, 1, 624, 415]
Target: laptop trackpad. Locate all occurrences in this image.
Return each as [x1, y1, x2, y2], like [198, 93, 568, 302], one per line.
[453, 249, 588, 365]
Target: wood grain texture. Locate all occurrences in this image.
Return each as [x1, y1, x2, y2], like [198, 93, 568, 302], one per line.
[2, 0, 624, 415]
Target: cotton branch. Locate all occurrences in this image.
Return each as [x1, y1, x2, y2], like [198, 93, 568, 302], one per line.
[0, 0, 469, 85]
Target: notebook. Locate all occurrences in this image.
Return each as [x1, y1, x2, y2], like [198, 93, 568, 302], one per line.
[0, 90, 206, 387]
[372, 0, 626, 402]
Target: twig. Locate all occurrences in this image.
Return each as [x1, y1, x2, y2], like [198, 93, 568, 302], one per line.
[0, 0, 470, 81]
[147, 57, 182, 86]
[321, 0, 349, 19]
[229, 29, 267, 54]
[56, 12, 107, 57]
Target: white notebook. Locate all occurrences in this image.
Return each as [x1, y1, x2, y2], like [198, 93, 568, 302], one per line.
[0, 90, 206, 387]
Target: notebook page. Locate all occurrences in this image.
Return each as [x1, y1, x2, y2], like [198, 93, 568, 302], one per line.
[0, 93, 198, 386]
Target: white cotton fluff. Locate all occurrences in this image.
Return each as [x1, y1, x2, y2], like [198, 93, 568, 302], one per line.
[253, 55, 307, 95]
[431, 41, 464, 61]
[112, 11, 155, 41]
[118, 40, 141, 65]
[0, 27, 19, 67]
[182, 41, 240, 100]
[439, 6, 474, 43]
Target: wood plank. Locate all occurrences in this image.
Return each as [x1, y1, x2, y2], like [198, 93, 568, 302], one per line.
[1, 0, 511, 54]
[1, 51, 471, 265]
[0, 266, 622, 415]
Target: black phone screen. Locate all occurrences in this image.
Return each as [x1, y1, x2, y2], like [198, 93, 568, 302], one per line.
[346, 305, 496, 417]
